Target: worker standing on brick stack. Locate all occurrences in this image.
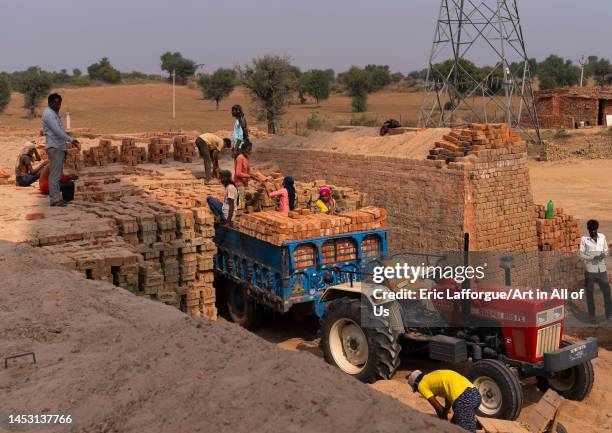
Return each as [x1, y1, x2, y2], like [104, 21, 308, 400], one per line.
[42, 93, 79, 207]
[231, 104, 250, 158]
[408, 369, 482, 433]
[194, 133, 231, 181]
[234, 141, 252, 209]
[579, 219, 612, 323]
[206, 170, 238, 226]
[263, 176, 296, 214]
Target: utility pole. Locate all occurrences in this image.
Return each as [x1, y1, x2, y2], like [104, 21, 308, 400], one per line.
[172, 68, 176, 119]
[579, 56, 586, 87]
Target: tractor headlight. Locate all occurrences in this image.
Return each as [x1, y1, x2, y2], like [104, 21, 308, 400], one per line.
[553, 306, 564, 321]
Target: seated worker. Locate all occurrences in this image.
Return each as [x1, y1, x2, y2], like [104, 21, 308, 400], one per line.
[195, 133, 231, 181]
[312, 186, 336, 215]
[408, 369, 482, 433]
[263, 176, 296, 215]
[15, 143, 47, 187]
[206, 170, 238, 225]
[39, 162, 78, 203]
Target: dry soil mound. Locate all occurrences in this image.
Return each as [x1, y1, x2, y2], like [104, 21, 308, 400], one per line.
[0, 242, 462, 433]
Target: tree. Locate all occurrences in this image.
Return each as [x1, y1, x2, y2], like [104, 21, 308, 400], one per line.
[302, 69, 333, 104]
[20, 67, 52, 116]
[341, 66, 371, 112]
[160, 52, 197, 85]
[72, 68, 82, 77]
[537, 55, 580, 90]
[239, 55, 296, 133]
[584, 56, 612, 86]
[87, 57, 121, 83]
[0, 74, 10, 113]
[365, 64, 391, 91]
[198, 68, 237, 110]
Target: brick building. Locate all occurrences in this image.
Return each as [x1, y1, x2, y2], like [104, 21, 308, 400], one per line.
[535, 87, 612, 129]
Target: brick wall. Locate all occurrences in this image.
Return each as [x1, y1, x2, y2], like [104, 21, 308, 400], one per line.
[253, 148, 468, 252]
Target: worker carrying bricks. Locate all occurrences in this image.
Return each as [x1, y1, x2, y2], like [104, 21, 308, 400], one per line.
[207, 170, 238, 226]
[231, 104, 250, 158]
[311, 186, 337, 215]
[263, 176, 296, 214]
[15, 143, 47, 187]
[234, 141, 252, 209]
[42, 93, 79, 207]
[408, 369, 481, 433]
[579, 219, 612, 323]
[195, 133, 231, 182]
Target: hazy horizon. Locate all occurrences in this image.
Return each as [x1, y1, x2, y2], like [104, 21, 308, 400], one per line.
[1, 0, 610, 75]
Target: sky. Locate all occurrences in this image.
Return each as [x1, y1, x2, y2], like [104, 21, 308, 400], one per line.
[1, 0, 610, 75]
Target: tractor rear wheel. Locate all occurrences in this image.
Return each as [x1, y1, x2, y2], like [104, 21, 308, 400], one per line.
[467, 359, 523, 420]
[536, 340, 594, 401]
[320, 297, 401, 383]
[226, 281, 265, 331]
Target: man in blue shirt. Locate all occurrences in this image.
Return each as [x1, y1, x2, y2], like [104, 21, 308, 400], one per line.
[42, 93, 79, 206]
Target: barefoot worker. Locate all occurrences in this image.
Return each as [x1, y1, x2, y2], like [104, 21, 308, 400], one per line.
[408, 369, 481, 433]
[195, 133, 231, 181]
[42, 93, 79, 207]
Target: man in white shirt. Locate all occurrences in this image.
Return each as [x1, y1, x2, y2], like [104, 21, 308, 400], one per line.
[206, 170, 238, 225]
[579, 219, 612, 322]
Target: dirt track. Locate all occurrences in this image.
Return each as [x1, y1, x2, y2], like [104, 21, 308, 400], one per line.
[0, 242, 465, 433]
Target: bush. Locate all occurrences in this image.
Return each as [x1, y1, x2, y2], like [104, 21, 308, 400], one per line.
[305, 113, 326, 130]
[347, 115, 379, 127]
[553, 128, 570, 139]
[71, 76, 92, 87]
[341, 66, 371, 113]
[87, 57, 121, 83]
[0, 74, 11, 113]
[198, 68, 237, 110]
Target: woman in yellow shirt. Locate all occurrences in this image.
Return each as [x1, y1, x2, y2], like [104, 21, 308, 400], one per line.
[408, 369, 481, 433]
[312, 186, 336, 215]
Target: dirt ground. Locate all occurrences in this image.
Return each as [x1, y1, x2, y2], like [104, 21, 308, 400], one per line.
[0, 84, 423, 134]
[0, 242, 464, 433]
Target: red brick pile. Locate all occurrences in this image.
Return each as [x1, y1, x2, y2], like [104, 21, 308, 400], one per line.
[0, 168, 11, 185]
[148, 138, 172, 164]
[535, 205, 581, 252]
[83, 138, 120, 166]
[172, 135, 198, 163]
[120, 138, 147, 166]
[237, 207, 387, 245]
[428, 123, 522, 162]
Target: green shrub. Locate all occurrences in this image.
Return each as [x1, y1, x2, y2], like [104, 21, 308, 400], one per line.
[0, 74, 11, 113]
[71, 76, 91, 87]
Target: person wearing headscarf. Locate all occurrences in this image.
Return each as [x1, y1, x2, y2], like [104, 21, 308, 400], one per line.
[264, 176, 296, 214]
[15, 143, 47, 187]
[312, 186, 336, 215]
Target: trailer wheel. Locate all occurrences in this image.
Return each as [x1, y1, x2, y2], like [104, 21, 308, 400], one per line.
[467, 359, 523, 420]
[536, 340, 595, 401]
[320, 297, 400, 383]
[226, 281, 265, 331]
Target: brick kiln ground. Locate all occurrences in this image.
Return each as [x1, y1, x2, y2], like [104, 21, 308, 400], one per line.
[0, 242, 465, 433]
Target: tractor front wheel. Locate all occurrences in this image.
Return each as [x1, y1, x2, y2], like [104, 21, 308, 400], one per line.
[320, 297, 400, 383]
[536, 360, 594, 401]
[467, 359, 524, 420]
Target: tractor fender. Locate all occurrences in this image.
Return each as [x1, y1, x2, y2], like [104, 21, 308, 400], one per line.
[320, 283, 405, 333]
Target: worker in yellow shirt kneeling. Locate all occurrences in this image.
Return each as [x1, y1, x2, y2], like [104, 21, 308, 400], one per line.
[408, 369, 482, 433]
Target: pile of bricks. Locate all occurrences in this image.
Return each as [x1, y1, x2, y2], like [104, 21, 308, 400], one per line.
[428, 123, 522, 162]
[148, 138, 172, 164]
[237, 207, 387, 245]
[172, 135, 198, 163]
[535, 205, 581, 252]
[0, 168, 11, 185]
[39, 237, 141, 290]
[83, 138, 120, 166]
[120, 138, 147, 166]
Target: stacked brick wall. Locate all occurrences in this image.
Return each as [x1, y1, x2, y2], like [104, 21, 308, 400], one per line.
[254, 149, 468, 252]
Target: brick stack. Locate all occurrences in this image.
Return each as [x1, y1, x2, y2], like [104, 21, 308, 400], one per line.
[428, 123, 522, 162]
[172, 135, 198, 163]
[120, 138, 147, 166]
[64, 145, 84, 172]
[0, 168, 11, 185]
[83, 138, 120, 166]
[39, 237, 141, 291]
[237, 207, 387, 245]
[534, 205, 581, 252]
[148, 138, 172, 164]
